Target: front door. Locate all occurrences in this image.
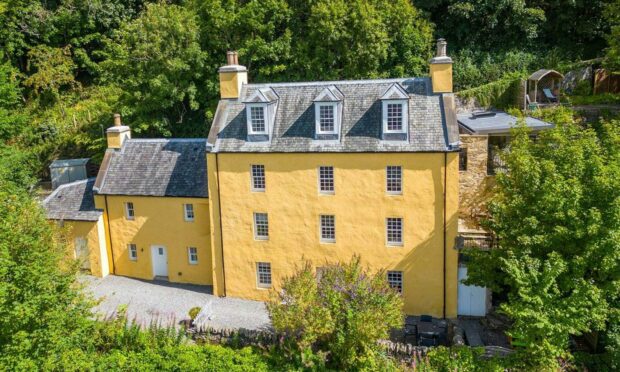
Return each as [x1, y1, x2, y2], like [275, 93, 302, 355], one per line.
[151, 245, 168, 278]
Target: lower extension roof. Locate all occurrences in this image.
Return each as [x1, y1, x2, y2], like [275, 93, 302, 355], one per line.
[94, 139, 208, 198]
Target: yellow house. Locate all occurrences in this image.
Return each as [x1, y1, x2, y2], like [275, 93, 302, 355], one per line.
[44, 40, 461, 318]
[206, 41, 460, 317]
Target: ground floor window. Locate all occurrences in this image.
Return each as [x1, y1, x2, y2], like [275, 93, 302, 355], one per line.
[387, 271, 403, 293]
[256, 262, 272, 288]
[188, 247, 198, 264]
[128, 243, 137, 261]
[386, 217, 403, 245]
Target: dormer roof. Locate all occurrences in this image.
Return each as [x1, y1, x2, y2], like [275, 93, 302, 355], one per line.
[243, 87, 278, 103]
[313, 85, 344, 102]
[208, 77, 458, 153]
[380, 83, 409, 100]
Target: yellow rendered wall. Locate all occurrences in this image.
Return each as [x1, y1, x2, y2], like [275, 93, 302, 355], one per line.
[219, 71, 247, 99]
[100, 195, 213, 285]
[212, 152, 459, 317]
[430, 63, 453, 93]
[62, 219, 107, 277]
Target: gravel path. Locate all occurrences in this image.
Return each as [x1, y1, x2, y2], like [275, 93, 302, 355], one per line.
[83, 275, 270, 330]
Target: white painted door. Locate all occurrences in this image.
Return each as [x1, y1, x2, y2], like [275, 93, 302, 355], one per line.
[74, 237, 90, 270]
[151, 245, 168, 277]
[457, 266, 487, 316]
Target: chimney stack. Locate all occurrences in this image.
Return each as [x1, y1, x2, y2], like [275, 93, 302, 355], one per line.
[219, 50, 247, 99]
[429, 38, 453, 93]
[106, 113, 131, 149]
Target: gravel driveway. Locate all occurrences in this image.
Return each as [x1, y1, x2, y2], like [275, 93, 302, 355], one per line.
[83, 275, 270, 330]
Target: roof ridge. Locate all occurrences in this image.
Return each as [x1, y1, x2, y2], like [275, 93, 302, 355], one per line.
[127, 138, 207, 143]
[247, 77, 429, 89]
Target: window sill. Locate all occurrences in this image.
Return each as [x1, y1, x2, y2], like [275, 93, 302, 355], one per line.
[320, 240, 336, 244]
[387, 243, 404, 247]
[256, 286, 272, 290]
[386, 192, 403, 196]
[251, 189, 265, 193]
[254, 237, 269, 241]
[319, 191, 335, 195]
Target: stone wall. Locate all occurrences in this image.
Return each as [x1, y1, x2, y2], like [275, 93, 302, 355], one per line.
[459, 135, 494, 230]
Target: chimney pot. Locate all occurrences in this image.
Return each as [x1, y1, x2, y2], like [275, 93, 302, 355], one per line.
[436, 38, 447, 58]
[113, 113, 121, 126]
[226, 51, 238, 65]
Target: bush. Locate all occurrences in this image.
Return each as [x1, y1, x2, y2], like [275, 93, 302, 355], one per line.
[267, 256, 404, 370]
[188, 307, 201, 321]
[572, 79, 592, 96]
[457, 72, 526, 109]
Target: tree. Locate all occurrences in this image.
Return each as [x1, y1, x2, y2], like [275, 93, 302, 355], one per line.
[267, 257, 403, 370]
[465, 111, 620, 367]
[100, 2, 208, 136]
[0, 159, 94, 370]
[605, 0, 620, 70]
[0, 62, 27, 142]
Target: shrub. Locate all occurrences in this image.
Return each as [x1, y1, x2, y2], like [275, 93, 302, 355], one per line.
[572, 79, 592, 96]
[188, 307, 201, 321]
[267, 256, 404, 370]
[457, 72, 526, 109]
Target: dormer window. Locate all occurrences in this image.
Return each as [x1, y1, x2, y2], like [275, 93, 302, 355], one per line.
[244, 88, 278, 140]
[248, 104, 267, 134]
[313, 85, 343, 139]
[316, 103, 337, 134]
[380, 83, 409, 140]
[385, 102, 405, 132]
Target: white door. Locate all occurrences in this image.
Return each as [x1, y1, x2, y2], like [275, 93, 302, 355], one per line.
[74, 237, 90, 270]
[457, 266, 487, 316]
[151, 245, 168, 277]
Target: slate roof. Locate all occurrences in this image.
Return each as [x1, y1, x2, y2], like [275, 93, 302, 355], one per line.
[208, 78, 459, 153]
[457, 111, 553, 135]
[43, 178, 102, 221]
[94, 139, 208, 198]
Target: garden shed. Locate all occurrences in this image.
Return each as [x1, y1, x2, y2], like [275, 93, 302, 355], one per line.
[527, 69, 564, 104]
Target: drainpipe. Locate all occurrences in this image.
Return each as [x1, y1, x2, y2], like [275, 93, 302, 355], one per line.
[443, 152, 447, 319]
[104, 195, 116, 274]
[215, 153, 227, 296]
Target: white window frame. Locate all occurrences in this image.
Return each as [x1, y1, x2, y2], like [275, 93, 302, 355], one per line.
[315, 102, 339, 135]
[382, 100, 408, 134]
[387, 271, 403, 294]
[256, 262, 272, 288]
[386, 166, 403, 194]
[188, 246, 198, 265]
[246, 104, 268, 135]
[253, 212, 269, 240]
[128, 243, 138, 261]
[319, 214, 336, 243]
[184, 203, 195, 222]
[125, 202, 135, 220]
[386, 217, 403, 246]
[251, 164, 266, 192]
[318, 166, 335, 194]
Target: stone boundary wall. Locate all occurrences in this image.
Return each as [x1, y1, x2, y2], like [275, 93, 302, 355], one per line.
[186, 325, 513, 362]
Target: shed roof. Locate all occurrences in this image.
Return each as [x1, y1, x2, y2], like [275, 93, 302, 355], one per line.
[50, 158, 90, 168]
[209, 78, 459, 153]
[94, 139, 208, 198]
[528, 69, 564, 82]
[43, 178, 102, 221]
[457, 111, 553, 135]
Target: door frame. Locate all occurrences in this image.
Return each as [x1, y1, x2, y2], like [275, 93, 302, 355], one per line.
[150, 245, 169, 278]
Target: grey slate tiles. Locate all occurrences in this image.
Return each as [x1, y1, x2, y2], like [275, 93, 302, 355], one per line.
[43, 178, 102, 221]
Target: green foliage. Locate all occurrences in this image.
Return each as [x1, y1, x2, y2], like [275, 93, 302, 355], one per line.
[568, 93, 620, 106]
[571, 79, 592, 96]
[464, 111, 620, 367]
[604, 0, 620, 70]
[457, 72, 525, 109]
[409, 347, 506, 371]
[23, 45, 78, 98]
[188, 307, 201, 320]
[268, 256, 403, 370]
[0, 62, 27, 142]
[100, 2, 208, 137]
[0, 163, 95, 370]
